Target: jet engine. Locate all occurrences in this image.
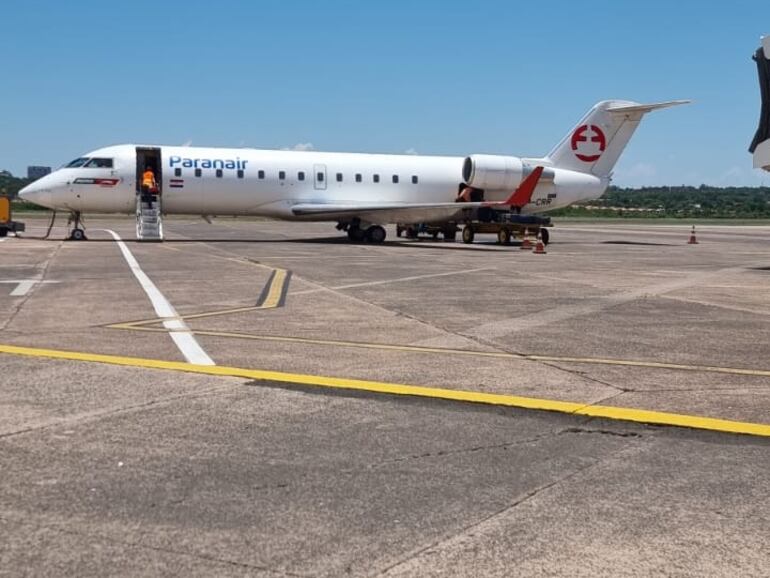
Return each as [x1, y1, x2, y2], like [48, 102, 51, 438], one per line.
[462, 154, 524, 190]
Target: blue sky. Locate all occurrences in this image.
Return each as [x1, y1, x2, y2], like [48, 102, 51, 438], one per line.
[1, 0, 769, 186]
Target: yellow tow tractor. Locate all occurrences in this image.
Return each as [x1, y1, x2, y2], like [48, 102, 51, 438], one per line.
[0, 196, 26, 237]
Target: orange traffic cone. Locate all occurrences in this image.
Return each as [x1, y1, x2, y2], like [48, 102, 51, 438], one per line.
[688, 225, 698, 244]
[520, 227, 533, 250]
[533, 230, 547, 254]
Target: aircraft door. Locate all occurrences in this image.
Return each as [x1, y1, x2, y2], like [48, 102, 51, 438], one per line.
[314, 164, 327, 190]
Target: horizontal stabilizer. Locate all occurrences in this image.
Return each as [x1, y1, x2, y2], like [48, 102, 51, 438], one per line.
[606, 100, 691, 114]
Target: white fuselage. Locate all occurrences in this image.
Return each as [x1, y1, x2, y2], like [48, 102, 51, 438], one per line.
[19, 144, 606, 222]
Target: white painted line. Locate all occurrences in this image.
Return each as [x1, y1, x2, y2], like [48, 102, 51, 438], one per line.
[104, 229, 215, 366]
[291, 267, 495, 296]
[0, 279, 60, 296]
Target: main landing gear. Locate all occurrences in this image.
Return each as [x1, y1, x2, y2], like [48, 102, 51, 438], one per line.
[342, 220, 387, 244]
[67, 211, 87, 241]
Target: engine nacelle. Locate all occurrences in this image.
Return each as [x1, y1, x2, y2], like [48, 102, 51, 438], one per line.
[462, 154, 524, 190]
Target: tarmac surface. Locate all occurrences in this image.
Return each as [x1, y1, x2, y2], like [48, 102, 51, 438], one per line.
[1, 216, 769, 576]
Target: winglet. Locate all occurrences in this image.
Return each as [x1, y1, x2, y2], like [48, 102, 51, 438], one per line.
[497, 166, 544, 208]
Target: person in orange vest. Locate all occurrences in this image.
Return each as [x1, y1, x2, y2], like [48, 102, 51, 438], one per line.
[141, 167, 157, 203]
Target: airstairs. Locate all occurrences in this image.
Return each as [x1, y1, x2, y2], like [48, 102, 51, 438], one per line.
[136, 195, 163, 241]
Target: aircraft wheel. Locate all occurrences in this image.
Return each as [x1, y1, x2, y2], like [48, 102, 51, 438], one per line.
[462, 225, 474, 244]
[347, 226, 365, 243]
[540, 228, 550, 245]
[497, 229, 511, 245]
[366, 225, 386, 244]
[70, 228, 87, 241]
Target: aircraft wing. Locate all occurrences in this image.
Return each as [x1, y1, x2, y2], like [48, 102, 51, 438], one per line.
[290, 166, 544, 224]
[291, 201, 474, 224]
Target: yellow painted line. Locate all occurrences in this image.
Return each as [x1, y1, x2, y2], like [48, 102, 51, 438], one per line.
[107, 267, 291, 330]
[209, 331, 501, 357]
[258, 268, 290, 309]
[110, 305, 266, 328]
[1, 343, 769, 438]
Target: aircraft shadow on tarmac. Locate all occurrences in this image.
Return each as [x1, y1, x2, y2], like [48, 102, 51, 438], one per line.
[47, 234, 676, 249]
[58, 235, 518, 251]
[601, 240, 678, 246]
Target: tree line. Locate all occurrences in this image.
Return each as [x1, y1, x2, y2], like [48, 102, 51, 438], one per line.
[0, 174, 31, 199]
[550, 185, 770, 218]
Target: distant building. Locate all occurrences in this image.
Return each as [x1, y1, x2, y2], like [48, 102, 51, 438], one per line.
[27, 166, 51, 180]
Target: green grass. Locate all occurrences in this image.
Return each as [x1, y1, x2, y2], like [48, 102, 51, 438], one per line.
[551, 216, 770, 226]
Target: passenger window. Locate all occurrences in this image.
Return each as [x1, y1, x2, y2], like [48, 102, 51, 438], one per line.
[412, 175, 418, 184]
[373, 174, 380, 183]
[336, 173, 343, 182]
[65, 157, 88, 168]
[298, 171, 305, 181]
[355, 173, 362, 182]
[317, 172, 324, 182]
[216, 169, 223, 178]
[258, 170, 265, 179]
[195, 168, 202, 177]
[84, 158, 113, 168]
[279, 170, 286, 180]
[174, 168, 182, 177]
[392, 175, 399, 184]
[237, 169, 244, 179]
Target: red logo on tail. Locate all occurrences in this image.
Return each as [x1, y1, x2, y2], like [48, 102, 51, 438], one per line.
[571, 124, 606, 162]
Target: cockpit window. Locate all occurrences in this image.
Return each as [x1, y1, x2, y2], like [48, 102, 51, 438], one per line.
[84, 158, 113, 168]
[65, 157, 89, 168]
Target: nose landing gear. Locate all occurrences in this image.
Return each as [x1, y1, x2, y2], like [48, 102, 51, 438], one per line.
[67, 211, 87, 241]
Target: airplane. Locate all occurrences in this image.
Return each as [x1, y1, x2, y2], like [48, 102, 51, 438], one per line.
[19, 99, 688, 243]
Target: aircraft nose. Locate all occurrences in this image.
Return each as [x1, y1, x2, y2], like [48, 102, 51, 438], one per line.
[18, 180, 54, 208]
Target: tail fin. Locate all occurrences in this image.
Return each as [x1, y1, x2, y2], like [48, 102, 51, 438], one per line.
[546, 100, 689, 177]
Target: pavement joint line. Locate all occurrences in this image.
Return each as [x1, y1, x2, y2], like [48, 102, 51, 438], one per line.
[289, 266, 495, 296]
[527, 355, 770, 377]
[102, 229, 214, 366]
[463, 264, 749, 339]
[658, 293, 770, 318]
[223, 256, 276, 271]
[107, 324, 770, 380]
[1, 343, 769, 438]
